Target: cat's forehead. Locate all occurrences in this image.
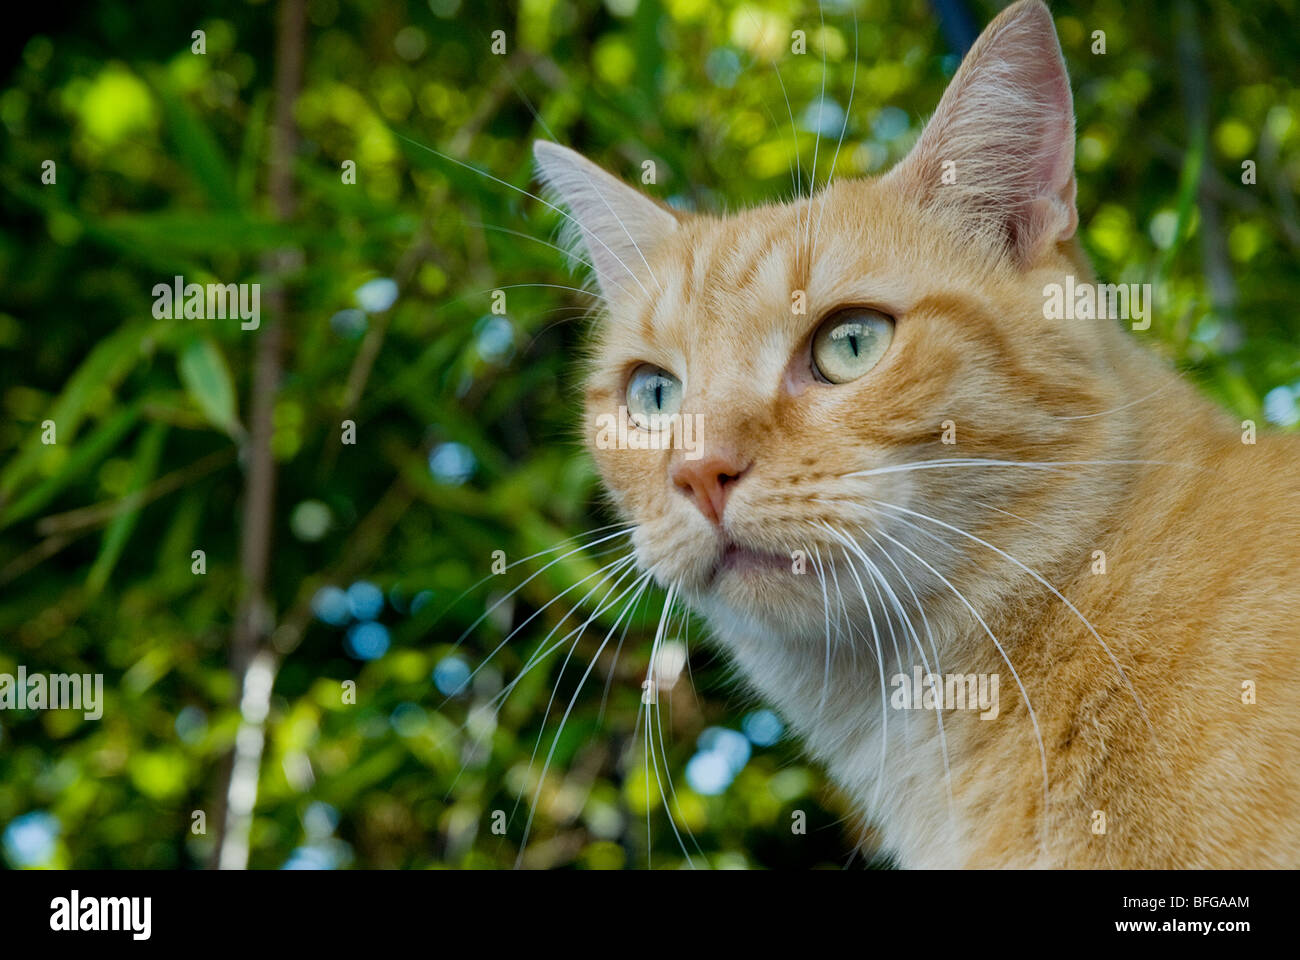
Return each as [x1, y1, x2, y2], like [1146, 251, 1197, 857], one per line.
[591, 187, 929, 399]
[632, 184, 920, 344]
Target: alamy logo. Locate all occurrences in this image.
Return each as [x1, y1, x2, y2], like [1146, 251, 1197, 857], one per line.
[890, 667, 999, 720]
[152, 274, 261, 330]
[50, 890, 151, 940]
[0, 666, 103, 720]
[1042, 276, 1152, 330]
[594, 406, 704, 461]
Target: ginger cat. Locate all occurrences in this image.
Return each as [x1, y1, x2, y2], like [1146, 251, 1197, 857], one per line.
[533, 0, 1300, 867]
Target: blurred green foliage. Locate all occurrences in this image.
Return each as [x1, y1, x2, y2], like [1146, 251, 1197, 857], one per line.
[0, 0, 1297, 869]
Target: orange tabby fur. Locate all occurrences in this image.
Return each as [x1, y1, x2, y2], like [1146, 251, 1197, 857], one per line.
[535, 0, 1300, 867]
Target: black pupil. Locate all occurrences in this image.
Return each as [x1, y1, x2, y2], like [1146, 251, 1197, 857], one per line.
[845, 323, 862, 357]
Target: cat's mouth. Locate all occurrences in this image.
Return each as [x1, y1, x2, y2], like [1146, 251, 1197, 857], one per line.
[709, 540, 791, 584]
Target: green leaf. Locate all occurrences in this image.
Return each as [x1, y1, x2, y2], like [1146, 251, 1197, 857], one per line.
[99, 210, 301, 255]
[0, 322, 158, 500]
[147, 68, 240, 211]
[86, 421, 169, 596]
[0, 400, 143, 529]
[236, 91, 270, 207]
[177, 338, 242, 437]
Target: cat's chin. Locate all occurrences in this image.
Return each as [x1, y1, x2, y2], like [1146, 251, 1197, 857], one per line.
[688, 550, 830, 637]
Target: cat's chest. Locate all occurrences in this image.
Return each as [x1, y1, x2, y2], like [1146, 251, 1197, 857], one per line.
[703, 606, 1006, 866]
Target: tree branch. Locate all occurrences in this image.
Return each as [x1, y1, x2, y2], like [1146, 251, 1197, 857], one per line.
[211, 0, 306, 871]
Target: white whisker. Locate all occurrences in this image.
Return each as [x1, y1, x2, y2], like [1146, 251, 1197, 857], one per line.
[811, 544, 833, 722]
[821, 538, 888, 811]
[447, 525, 636, 660]
[846, 457, 1203, 480]
[396, 133, 655, 299]
[826, 523, 955, 820]
[811, 0, 858, 260]
[514, 568, 655, 866]
[873, 499, 1157, 741]
[872, 525, 1050, 821]
[804, 0, 828, 261]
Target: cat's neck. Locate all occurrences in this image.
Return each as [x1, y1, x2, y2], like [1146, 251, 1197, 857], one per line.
[698, 347, 1242, 865]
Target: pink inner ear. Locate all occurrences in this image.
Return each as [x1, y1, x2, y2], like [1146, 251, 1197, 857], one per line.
[1005, 52, 1078, 261]
[533, 140, 679, 303]
[887, 0, 1079, 265]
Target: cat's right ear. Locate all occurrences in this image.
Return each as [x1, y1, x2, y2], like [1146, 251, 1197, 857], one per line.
[533, 141, 679, 302]
[883, 0, 1077, 267]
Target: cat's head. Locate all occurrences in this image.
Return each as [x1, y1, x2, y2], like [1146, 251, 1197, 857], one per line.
[535, 0, 1130, 642]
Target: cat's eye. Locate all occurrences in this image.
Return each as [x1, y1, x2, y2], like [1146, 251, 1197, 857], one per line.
[626, 364, 682, 428]
[811, 308, 895, 384]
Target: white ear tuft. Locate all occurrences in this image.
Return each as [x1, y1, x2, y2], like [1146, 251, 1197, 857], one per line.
[532, 141, 678, 302]
[884, 0, 1077, 266]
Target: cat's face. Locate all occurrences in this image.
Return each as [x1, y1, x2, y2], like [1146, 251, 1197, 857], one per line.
[578, 180, 1114, 640]
[538, 0, 1118, 643]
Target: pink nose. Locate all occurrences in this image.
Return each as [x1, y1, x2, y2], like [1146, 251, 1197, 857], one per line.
[672, 451, 751, 526]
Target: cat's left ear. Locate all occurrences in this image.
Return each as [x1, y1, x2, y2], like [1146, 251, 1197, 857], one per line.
[883, 0, 1077, 267]
[533, 141, 679, 302]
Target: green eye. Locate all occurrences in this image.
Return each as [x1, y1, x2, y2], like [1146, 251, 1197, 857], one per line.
[626, 364, 682, 427]
[811, 308, 894, 384]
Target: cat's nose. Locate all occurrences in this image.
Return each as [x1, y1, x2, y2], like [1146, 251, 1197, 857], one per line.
[672, 451, 751, 526]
